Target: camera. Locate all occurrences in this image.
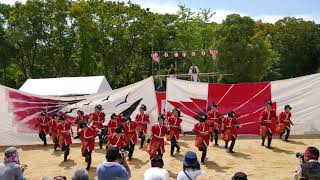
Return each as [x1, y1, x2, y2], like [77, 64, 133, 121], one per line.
[296, 152, 305, 163]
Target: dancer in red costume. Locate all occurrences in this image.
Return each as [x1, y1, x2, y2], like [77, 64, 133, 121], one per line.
[57, 115, 73, 161]
[167, 108, 184, 157]
[192, 115, 210, 164]
[123, 117, 138, 160]
[91, 105, 106, 149]
[278, 105, 294, 141]
[259, 100, 277, 148]
[221, 112, 239, 153]
[135, 104, 150, 149]
[36, 111, 50, 146]
[148, 115, 168, 158]
[207, 103, 222, 146]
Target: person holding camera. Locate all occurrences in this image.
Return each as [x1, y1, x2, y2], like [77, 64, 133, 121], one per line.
[293, 146, 320, 180]
[79, 121, 100, 170]
[96, 146, 131, 180]
[259, 100, 277, 148]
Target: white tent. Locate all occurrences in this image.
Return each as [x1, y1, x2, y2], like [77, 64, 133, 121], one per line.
[19, 76, 112, 96]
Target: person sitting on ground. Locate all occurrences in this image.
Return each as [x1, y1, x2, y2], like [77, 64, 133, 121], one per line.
[96, 146, 131, 180]
[177, 151, 206, 180]
[293, 146, 320, 180]
[0, 147, 27, 180]
[232, 172, 248, 180]
[72, 169, 89, 180]
[144, 155, 169, 180]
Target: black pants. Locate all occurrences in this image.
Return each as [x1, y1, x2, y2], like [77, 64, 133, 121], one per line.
[201, 144, 207, 163]
[126, 141, 135, 158]
[53, 136, 59, 151]
[140, 133, 145, 148]
[280, 127, 290, 141]
[262, 131, 272, 147]
[224, 137, 236, 152]
[83, 150, 92, 170]
[170, 136, 180, 155]
[99, 134, 104, 149]
[212, 129, 219, 145]
[39, 131, 47, 145]
[64, 145, 70, 161]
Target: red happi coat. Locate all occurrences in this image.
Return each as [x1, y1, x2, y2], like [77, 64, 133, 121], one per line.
[57, 121, 73, 146]
[135, 113, 149, 134]
[107, 120, 119, 136]
[123, 121, 138, 144]
[91, 112, 105, 129]
[37, 116, 50, 134]
[207, 110, 222, 131]
[150, 123, 168, 155]
[80, 125, 97, 154]
[278, 111, 292, 129]
[260, 109, 277, 133]
[222, 117, 238, 139]
[49, 119, 59, 143]
[192, 122, 210, 150]
[75, 114, 89, 133]
[108, 133, 127, 148]
[167, 116, 182, 141]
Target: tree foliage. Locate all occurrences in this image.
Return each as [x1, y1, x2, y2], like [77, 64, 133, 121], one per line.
[0, 1, 320, 89]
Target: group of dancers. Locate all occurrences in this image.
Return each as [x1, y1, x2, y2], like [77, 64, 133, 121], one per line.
[36, 100, 294, 169]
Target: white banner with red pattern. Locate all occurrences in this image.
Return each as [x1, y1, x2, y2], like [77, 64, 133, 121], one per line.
[0, 77, 158, 145]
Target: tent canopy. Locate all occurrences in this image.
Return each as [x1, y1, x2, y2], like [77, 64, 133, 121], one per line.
[19, 76, 112, 96]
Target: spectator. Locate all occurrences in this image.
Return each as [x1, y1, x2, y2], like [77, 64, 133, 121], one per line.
[168, 64, 177, 78]
[53, 176, 67, 180]
[0, 147, 27, 180]
[72, 169, 89, 180]
[232, 172, 248, 180]
[188, 62, 199, 82]
[177, 151, 206, 180]
[96, 146, 131, 180]
[144, 155, 169, 180]
[293, 146, 320, 180]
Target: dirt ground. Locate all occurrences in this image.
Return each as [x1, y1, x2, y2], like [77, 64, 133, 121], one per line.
[0, 136, 319, 180]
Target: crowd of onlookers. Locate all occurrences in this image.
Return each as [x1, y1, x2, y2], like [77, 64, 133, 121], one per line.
[0, 146, 319, 180]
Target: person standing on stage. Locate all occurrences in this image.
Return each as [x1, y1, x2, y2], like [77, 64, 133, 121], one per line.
[207, 103, 222, 146]
[108, 125, 127, 149]
[123, 117, 138, 161]
[74, 110, 89, 139]
[135, 104, 150, 149]
[188, 62, 200, 82]
[278, 105, 294, 141]
[192, 115, 210, 164]
[36, 111, 50, 146]
[148, 115, 168, 158]
[57, 115, 73, 161]
[79, 121, 99, 170]
[259, 100, 277, 148]
[50, 114, 60, 151]
[91, 105, 106, 149]
[167, 108, 184, 157]
[168, 64, 177, 79]
[221, 112, 239, 153]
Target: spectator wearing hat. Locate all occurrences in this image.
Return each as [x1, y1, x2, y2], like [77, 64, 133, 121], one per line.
[167, 108, 184, 157]
[123, 117, 138, 160]
[259, 100, 277, 148]
[221, 111, 239, 153]
[188, 62, 200, 82]
[0, 147, 27, 180]
[232, 172, 248, 180]
[278, 105, 294, 141]
[144, 155, 169, 180]
[90, 105, 106, 149]
[148, 115, 168, 158]
[57, 115, 73, 161]
[72, 169, 89, 180]
[294, 146, 320, 180]
[177, 151, 206, 180]
[36, 111, 50, 146]
[207, 103, 222, 146]
[96, 146, 131, 180]
[135, 104, 150, 149]
[192, 115, 211, 164]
